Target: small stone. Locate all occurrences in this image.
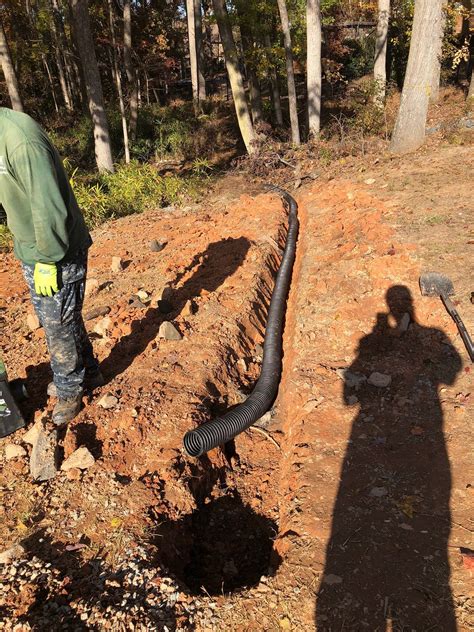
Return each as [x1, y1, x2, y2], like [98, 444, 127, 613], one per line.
[158, 321, 182, 341]
[368, 372, 392, 388]
[149, 239, 167, 252]
[340, 370, 366, 390]
[323, 574, 342, 585]
[84, 306, 111, 321]
[22, 420, 43, 446]
[158, 299, 173, 314]
[182, 300, 194, 317]
[254, 411, 272, 428]
[0, 545, 25, 565]
[364, 178, 376, 185]
[85, 278, 100, 297]
[369, 486, 388, 497]
[347, 395, 359, 405]
[93, 316, 112, 337]
[136, 290, 149, 302]
[26, 312, 41, 331]
[98, 394, 119, 410]
[66, 467, 82, 481]
[61, 447, 95, 471]
[4, 444, 27, 460]
[30, 426, 58, 482]
[111, 257, 124, 273]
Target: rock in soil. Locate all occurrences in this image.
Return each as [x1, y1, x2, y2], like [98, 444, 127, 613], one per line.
[84, 305, 111, 321]
[26, 312, 41, 331]
[158, 321, 182, 341]
[0, 544, 25, 564]
[368, 372, 392, 388]
[61, 446, 95, 471]
[85, 277, 100, 297]
[98, 393, 119, 409]
[149, 239, 167, 252]
[111, 256, 124, 272]
[22, 420, 43, 445]
[4, 444, 27, 460]
[29, 425, 58, 481]
[93, 316, 112, 337]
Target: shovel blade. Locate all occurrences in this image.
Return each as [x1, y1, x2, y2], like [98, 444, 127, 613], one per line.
[419, 272, 455, 297]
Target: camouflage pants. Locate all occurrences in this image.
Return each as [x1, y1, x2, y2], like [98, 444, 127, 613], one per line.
[22, 250, 98, 400]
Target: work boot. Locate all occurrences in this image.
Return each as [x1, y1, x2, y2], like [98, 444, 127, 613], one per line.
[52, 395, 82, 427]
[47, 370, 105, 398]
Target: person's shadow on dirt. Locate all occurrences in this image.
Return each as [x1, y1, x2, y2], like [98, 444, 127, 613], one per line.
[100, 236, 251, 381]
[315, 285, 462, 631]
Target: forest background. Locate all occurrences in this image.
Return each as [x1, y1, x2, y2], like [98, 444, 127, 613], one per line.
[0, 0, 473, 240]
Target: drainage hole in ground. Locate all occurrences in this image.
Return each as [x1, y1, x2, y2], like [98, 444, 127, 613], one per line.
[153, 492, 281, 595]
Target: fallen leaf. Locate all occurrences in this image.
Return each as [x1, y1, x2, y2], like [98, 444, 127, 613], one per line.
[110, 517, 122, 529]
[279, 618, 291, 630]
[396, 496, 416, 519]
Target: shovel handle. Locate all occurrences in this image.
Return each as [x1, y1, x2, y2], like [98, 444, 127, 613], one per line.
[441, 295, 474, 362]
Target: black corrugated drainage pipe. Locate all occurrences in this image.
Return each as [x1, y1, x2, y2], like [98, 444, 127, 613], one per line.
[183, 185, 299, 457]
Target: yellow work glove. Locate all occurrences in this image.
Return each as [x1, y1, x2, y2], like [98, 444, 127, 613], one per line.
[34, 263, 59, 297]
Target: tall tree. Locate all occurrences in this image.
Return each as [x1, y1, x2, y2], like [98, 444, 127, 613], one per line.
[195, 0, 206, 102]
[0, 20, 24, 112]
[374, 0, 390, 105]
[212, 0, 257, 154]
[69, 0, 114, 172]
[430, 6, 445, 103]
[276, 0, 300, 145]
[307, 0, 322, 138]
[236, 1, 263, 126]
[49, 0, 73, 111]
[265, 33, 284, 126]
[107, 0, 129, 163]
[390, 0, 443, 154]
[186, 0, 200, 112]
[123, 0, 138, 140]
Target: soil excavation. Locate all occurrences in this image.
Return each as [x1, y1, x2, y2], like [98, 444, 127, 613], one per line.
[0, 142, 473, 630]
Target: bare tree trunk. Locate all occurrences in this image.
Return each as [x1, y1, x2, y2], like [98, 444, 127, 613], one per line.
[50, 0, 73, 110]
[43, 54, 59, 113]
[265, 33, 283, 126]
[276, 0, 300, 145]
[307, 0, 322, 137]
[238, 16, 263, 126]
[186, 0, 200, 113]
[195, 0, 206, 101]
[123, 0, 138, 139]
[374, 0, 390, 105]
[70, 0, 114, 172]
[107, 0, 130, 163]
[51, 0, 77, 107]
[0, 21, 24, 111]
[430, 5, 446, 103]
[212, 0, 257, 154]
[390, 0, 443, 154]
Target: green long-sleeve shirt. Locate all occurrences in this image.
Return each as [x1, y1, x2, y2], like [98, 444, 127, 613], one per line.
[0, 108, 91, 265]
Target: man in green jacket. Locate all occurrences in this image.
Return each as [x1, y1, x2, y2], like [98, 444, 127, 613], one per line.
[0, 107, 103, 426]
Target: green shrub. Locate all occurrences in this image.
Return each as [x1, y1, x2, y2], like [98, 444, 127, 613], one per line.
[0, 223, 12, 252]
[70, 161, 201, 229]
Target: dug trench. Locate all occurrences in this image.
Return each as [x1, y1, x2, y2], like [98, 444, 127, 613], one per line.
[0, 185, 300, 626]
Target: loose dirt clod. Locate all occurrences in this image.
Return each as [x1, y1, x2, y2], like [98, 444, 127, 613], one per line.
[111, 256, 124, 272]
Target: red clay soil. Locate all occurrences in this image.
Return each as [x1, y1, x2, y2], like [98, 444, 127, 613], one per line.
[0, 140, 473, 631]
